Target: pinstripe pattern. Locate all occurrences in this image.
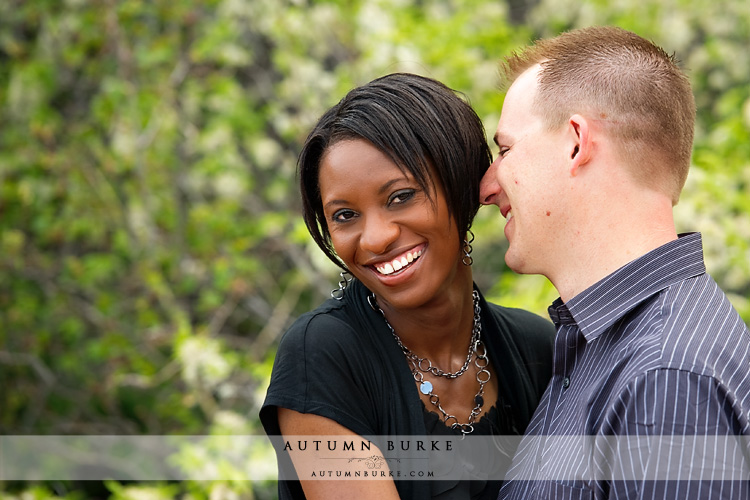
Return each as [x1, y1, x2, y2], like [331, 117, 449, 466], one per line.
[499, 233, 750, 499]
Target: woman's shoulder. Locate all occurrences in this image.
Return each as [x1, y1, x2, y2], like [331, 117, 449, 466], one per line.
[278, 298, 361, 350]
[483, 300, 555, 348]
[277, 283, 388, 359]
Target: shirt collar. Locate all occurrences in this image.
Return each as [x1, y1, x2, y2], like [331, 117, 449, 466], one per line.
[548, 232, 706, 341]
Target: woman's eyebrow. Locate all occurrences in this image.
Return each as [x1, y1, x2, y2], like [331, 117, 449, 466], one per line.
[377, 178, 405, 195]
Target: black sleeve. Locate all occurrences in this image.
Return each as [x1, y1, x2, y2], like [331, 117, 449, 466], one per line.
[259, 311, 382, 438]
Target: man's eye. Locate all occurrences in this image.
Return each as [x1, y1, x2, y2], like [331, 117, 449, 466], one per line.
[498, 147, 510, 158]
[388, 189, 416, 205]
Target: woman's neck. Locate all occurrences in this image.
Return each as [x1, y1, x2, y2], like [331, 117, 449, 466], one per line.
[376, 273, 476, 373]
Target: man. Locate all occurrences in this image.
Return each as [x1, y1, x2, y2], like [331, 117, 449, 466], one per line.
[480, 26, 750, 499]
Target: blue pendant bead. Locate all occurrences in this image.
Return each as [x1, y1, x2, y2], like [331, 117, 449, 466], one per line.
[373, 290, 487, 435]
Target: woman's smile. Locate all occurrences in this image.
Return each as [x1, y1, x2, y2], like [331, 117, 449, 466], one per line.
[372, 244, 425, 276]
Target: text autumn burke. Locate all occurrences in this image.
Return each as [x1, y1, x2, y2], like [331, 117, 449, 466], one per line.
[282, 438, 454, 452]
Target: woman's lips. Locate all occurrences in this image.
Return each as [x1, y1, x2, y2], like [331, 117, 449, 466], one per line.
[373, 247, 423, 276]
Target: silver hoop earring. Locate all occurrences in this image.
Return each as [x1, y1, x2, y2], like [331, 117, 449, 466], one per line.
[462, 229, 475, 266]
[331, 270, 353, 300]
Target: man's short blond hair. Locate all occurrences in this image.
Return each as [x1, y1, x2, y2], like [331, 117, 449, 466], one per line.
[501, 26, 696, 205]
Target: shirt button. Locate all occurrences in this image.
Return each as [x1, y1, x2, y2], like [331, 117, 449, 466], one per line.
[562, 377, 570, 389]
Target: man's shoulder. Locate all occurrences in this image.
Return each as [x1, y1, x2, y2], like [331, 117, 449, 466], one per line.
[660, 272, 748, 339]
[590, 272, 750, 434]
[647, 272, 749, 373]
[595, 271, 748, 382]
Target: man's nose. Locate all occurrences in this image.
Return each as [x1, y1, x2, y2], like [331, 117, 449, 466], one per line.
[479, 160, 502, 205]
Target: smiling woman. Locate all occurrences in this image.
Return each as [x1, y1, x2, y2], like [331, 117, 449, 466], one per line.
[259, 73, 556, 500]
[319, 139, 459, 311]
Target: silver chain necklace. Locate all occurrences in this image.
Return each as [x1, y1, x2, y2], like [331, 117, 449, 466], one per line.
[368, 291, 492, 435]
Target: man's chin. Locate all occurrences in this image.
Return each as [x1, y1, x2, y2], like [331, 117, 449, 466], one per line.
[504, 253, 526, 274]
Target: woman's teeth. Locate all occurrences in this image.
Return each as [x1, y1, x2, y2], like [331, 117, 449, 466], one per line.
[375, 249, 422, 275]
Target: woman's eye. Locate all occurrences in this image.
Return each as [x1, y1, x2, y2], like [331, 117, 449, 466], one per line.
[332, 209, 357, 222]
[498, 147, 510, 158]
[388, 189, 416, 206]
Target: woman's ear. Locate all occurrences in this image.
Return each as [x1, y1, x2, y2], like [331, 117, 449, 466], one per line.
[568, 114, 592, 176]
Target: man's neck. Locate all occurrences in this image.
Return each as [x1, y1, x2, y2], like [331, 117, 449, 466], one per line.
[550, 205, 678, 304]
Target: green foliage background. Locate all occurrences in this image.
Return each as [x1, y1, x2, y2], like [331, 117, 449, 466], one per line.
[1, 0, 748, 498]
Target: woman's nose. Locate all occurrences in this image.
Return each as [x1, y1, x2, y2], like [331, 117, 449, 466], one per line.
[359, 213, 400, 255]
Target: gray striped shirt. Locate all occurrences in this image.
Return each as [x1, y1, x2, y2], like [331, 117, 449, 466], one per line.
[498, 232, 750, 499]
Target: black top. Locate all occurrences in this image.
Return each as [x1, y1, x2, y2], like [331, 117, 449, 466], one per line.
[260, 279, 555, 500]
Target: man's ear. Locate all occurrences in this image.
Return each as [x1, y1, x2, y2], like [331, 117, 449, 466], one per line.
[568, 114, 592, 177]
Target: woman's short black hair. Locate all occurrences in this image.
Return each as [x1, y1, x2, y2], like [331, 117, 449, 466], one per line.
[299, 72, 493, 269]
